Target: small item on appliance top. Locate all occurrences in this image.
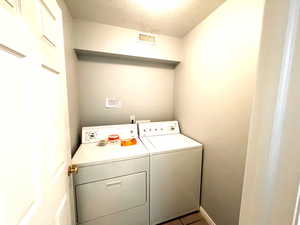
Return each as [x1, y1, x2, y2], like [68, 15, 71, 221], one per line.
[121, 138, 137, 147]
[108, 134, 120, 141]
[97, 139, 107, 146]
[108, 134, 120, 144]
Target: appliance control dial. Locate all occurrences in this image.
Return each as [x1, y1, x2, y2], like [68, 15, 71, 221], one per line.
[88, 131, 97, 139]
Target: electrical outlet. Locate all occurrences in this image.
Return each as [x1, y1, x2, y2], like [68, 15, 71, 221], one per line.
[130, 115, 135, 124]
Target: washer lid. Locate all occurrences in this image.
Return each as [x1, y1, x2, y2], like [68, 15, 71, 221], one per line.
[146, 134, 202, 154]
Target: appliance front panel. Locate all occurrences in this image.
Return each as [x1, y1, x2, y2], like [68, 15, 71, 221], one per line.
[150, 148, 202, 225]
[76, 172, 147, 223]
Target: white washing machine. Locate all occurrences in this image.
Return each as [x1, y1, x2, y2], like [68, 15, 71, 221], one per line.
[139, 121, 203, 225]
[72, 124, 149, 225]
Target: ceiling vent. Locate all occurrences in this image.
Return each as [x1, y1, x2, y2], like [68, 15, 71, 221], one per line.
[139, 33, 156, 44]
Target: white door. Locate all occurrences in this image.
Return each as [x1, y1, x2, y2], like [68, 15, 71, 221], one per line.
[0, 1, 73, 225]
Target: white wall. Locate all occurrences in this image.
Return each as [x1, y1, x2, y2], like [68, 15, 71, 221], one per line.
[73, 19, 182, 62]
[57, 0, 80, 154]
[174, 0, 265, 225]
[78, 55, 174, 126]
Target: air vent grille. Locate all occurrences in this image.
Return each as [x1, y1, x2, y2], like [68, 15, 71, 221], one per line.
[139, 33, 156, 43]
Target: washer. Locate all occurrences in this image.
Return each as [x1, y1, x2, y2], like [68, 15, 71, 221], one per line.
[139, 121, 203, 225]
[72, 124, 149, 225]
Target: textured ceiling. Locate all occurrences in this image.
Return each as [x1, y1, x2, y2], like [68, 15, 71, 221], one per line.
[65, 0, 225, 37]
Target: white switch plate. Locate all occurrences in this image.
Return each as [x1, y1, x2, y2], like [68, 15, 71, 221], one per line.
[105, 97, 122, 108]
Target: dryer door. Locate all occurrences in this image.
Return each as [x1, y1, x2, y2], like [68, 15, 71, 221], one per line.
[76, 172, 147, 223]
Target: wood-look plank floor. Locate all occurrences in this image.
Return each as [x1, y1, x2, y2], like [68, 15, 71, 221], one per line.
[160, 211, 209, 225]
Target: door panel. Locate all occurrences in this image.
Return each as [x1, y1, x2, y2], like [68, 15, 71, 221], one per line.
[0, 7, 38, 225]
[0, 6, 30, 57]
[0, 47, 37, 225]
[20, 0, 40, 35]
[0, 1, 72, 225]
[40, 67, 68, 176]
[40, 2, 57, 45]
[3, 0, 16, 7]
[38, 0, 61, 74]
[0, 0, 18, 14]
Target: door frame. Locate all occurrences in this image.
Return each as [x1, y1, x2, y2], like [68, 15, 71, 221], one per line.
[239, 0, 300, 224]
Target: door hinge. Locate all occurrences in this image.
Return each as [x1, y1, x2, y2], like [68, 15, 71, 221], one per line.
[68, 165, 78, 176]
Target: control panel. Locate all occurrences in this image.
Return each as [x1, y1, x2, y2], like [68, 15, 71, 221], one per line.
[138, 121, 180, 137]
[82, 124, 138, 143]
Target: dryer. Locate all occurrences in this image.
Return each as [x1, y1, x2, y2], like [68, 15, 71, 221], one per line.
[139, 121, 203, 225]
[72, 124, 150, 225]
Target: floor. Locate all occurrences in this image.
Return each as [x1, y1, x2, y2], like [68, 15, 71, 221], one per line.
[161, 212, 209, 225]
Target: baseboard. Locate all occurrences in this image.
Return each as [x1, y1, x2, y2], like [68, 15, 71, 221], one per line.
[200, 207, 216, 225]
